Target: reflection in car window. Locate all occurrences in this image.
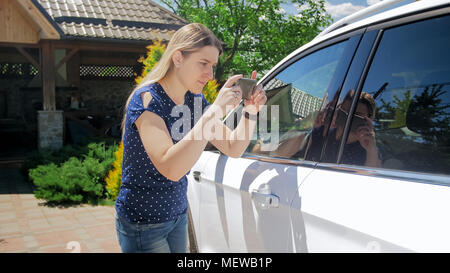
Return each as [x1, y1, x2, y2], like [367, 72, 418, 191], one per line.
[320, 90, 381, 167]
[246, 40, 349, 159]
[346, 15, 450, 175]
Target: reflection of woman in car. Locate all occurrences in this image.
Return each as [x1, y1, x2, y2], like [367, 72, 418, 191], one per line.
[308, 90, 381, 168]
[336, 91, 381, 167]
[115, 23, 267, 253]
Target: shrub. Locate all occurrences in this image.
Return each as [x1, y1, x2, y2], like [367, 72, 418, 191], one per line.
[105, 142, 123, 200]
[29, 142, 118, 205]
[21, 145, 88, 181]
[21, 136, 117, 182]
[135, 40, 166, 85]
[202, 79, 220, 104]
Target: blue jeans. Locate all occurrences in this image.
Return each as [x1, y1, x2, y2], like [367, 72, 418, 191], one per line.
[115, 213, 188, 253]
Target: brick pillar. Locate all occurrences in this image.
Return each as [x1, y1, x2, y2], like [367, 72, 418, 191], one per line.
[38, 110, 64, 150]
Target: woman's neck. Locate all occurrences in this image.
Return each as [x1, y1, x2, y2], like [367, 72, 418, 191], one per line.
[159, 72, 187, 105]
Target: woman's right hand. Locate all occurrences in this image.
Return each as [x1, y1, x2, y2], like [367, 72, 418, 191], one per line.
[212, 74, 243, 115]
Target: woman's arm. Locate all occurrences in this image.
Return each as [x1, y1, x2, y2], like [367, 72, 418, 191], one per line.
[210, 81, 267, 158]
[209, 110, 258, 158]
[135, 103, 222, 181]
[135, 75, 243, 181]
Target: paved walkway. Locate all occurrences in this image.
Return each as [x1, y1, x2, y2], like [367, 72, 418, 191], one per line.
[0, 168, 121, 253]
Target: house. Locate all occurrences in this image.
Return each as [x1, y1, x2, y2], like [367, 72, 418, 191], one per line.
[0, 0, 187, 154]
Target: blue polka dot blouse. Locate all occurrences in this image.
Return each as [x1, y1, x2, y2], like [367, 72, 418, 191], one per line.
[115, 82, 210, 224]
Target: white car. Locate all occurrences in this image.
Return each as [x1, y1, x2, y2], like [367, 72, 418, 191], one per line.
[187, 0, 450, 252]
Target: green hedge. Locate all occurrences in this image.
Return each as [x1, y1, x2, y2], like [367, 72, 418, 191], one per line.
[27, 140, 118, 205]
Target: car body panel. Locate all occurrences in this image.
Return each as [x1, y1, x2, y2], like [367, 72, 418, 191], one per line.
[296, 167, 450, 252]
[188, 151, 316, 252]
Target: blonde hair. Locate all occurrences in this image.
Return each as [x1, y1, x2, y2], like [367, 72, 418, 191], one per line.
[121, 23, 223, 138]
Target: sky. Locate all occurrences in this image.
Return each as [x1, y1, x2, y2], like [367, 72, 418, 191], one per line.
[154, 0, 414, 23]
[287, 0, 380, 22]
[281, 0, 414, 22]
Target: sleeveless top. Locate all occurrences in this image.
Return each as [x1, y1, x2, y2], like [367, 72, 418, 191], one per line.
[115, 82, 210, 224]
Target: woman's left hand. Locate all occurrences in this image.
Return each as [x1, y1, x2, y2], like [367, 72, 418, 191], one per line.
[243, 71, 267, 115]
[356, 118, 377, 152]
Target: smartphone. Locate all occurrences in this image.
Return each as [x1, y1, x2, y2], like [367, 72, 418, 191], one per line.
[350, 115, 368, 131]
[238, 78, 257, 100]
[336, 108, 368, 131]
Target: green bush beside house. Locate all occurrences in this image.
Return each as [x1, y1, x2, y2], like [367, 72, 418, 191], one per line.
[28, 141, 118, 205]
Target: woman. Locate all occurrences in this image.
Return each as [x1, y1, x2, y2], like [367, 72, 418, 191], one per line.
[115, 23, 267, 253]
[305, 90, 381, 168]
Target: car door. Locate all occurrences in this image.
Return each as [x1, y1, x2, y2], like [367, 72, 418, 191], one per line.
[187, 31, 363, 252]
[295, 10, 450, 252]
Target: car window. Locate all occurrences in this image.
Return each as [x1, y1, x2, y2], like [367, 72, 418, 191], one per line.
[342, 15, 450, 175]
[245, 40, 349, 159]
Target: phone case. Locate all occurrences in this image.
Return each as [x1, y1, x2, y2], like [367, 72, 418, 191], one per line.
[238, 78, 257, 99]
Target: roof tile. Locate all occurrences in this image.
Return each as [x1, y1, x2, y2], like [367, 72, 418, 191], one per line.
[35, 0, 187, 41]
[99, 1, 108, 8]
[67, 2, 77, 12]
[61, 10, 71, 17]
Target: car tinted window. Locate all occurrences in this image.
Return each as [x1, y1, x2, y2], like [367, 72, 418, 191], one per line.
[343, 15, 450, 175]
[246, 40, 349, 159]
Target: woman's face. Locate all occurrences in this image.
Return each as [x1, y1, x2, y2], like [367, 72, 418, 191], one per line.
[175, 45, 219, 94]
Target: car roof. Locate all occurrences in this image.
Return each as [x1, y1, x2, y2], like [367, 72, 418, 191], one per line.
[259, 0, 450, 84]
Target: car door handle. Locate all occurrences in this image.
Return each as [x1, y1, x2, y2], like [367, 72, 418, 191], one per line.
[251, 190, 279, 209]
[192, 171, 202, 182]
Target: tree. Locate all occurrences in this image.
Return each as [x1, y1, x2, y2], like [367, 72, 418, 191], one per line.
[407, 84, 450, 144]
[378, 89, 413, 129]
[161, 0, 332, 84]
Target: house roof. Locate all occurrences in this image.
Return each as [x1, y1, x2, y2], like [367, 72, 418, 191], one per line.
[32, 0, 188, 42]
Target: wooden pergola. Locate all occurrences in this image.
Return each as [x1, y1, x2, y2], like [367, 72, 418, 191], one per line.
[1, 0, 60, 111]
[0, 0, 187, 150]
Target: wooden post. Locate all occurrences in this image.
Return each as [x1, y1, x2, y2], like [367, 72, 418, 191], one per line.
[38, 41, 63, 150]
[41, 40, 55, 110]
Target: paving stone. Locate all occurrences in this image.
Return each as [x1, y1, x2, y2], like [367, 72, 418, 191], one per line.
[0, 222, 21, 237]
[34, 232, 65, 248]
[0, 211, 16, 221]
[0, 168, 123, 253]
[0, 202, 13, 211]
[0, 236, 26, 252]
